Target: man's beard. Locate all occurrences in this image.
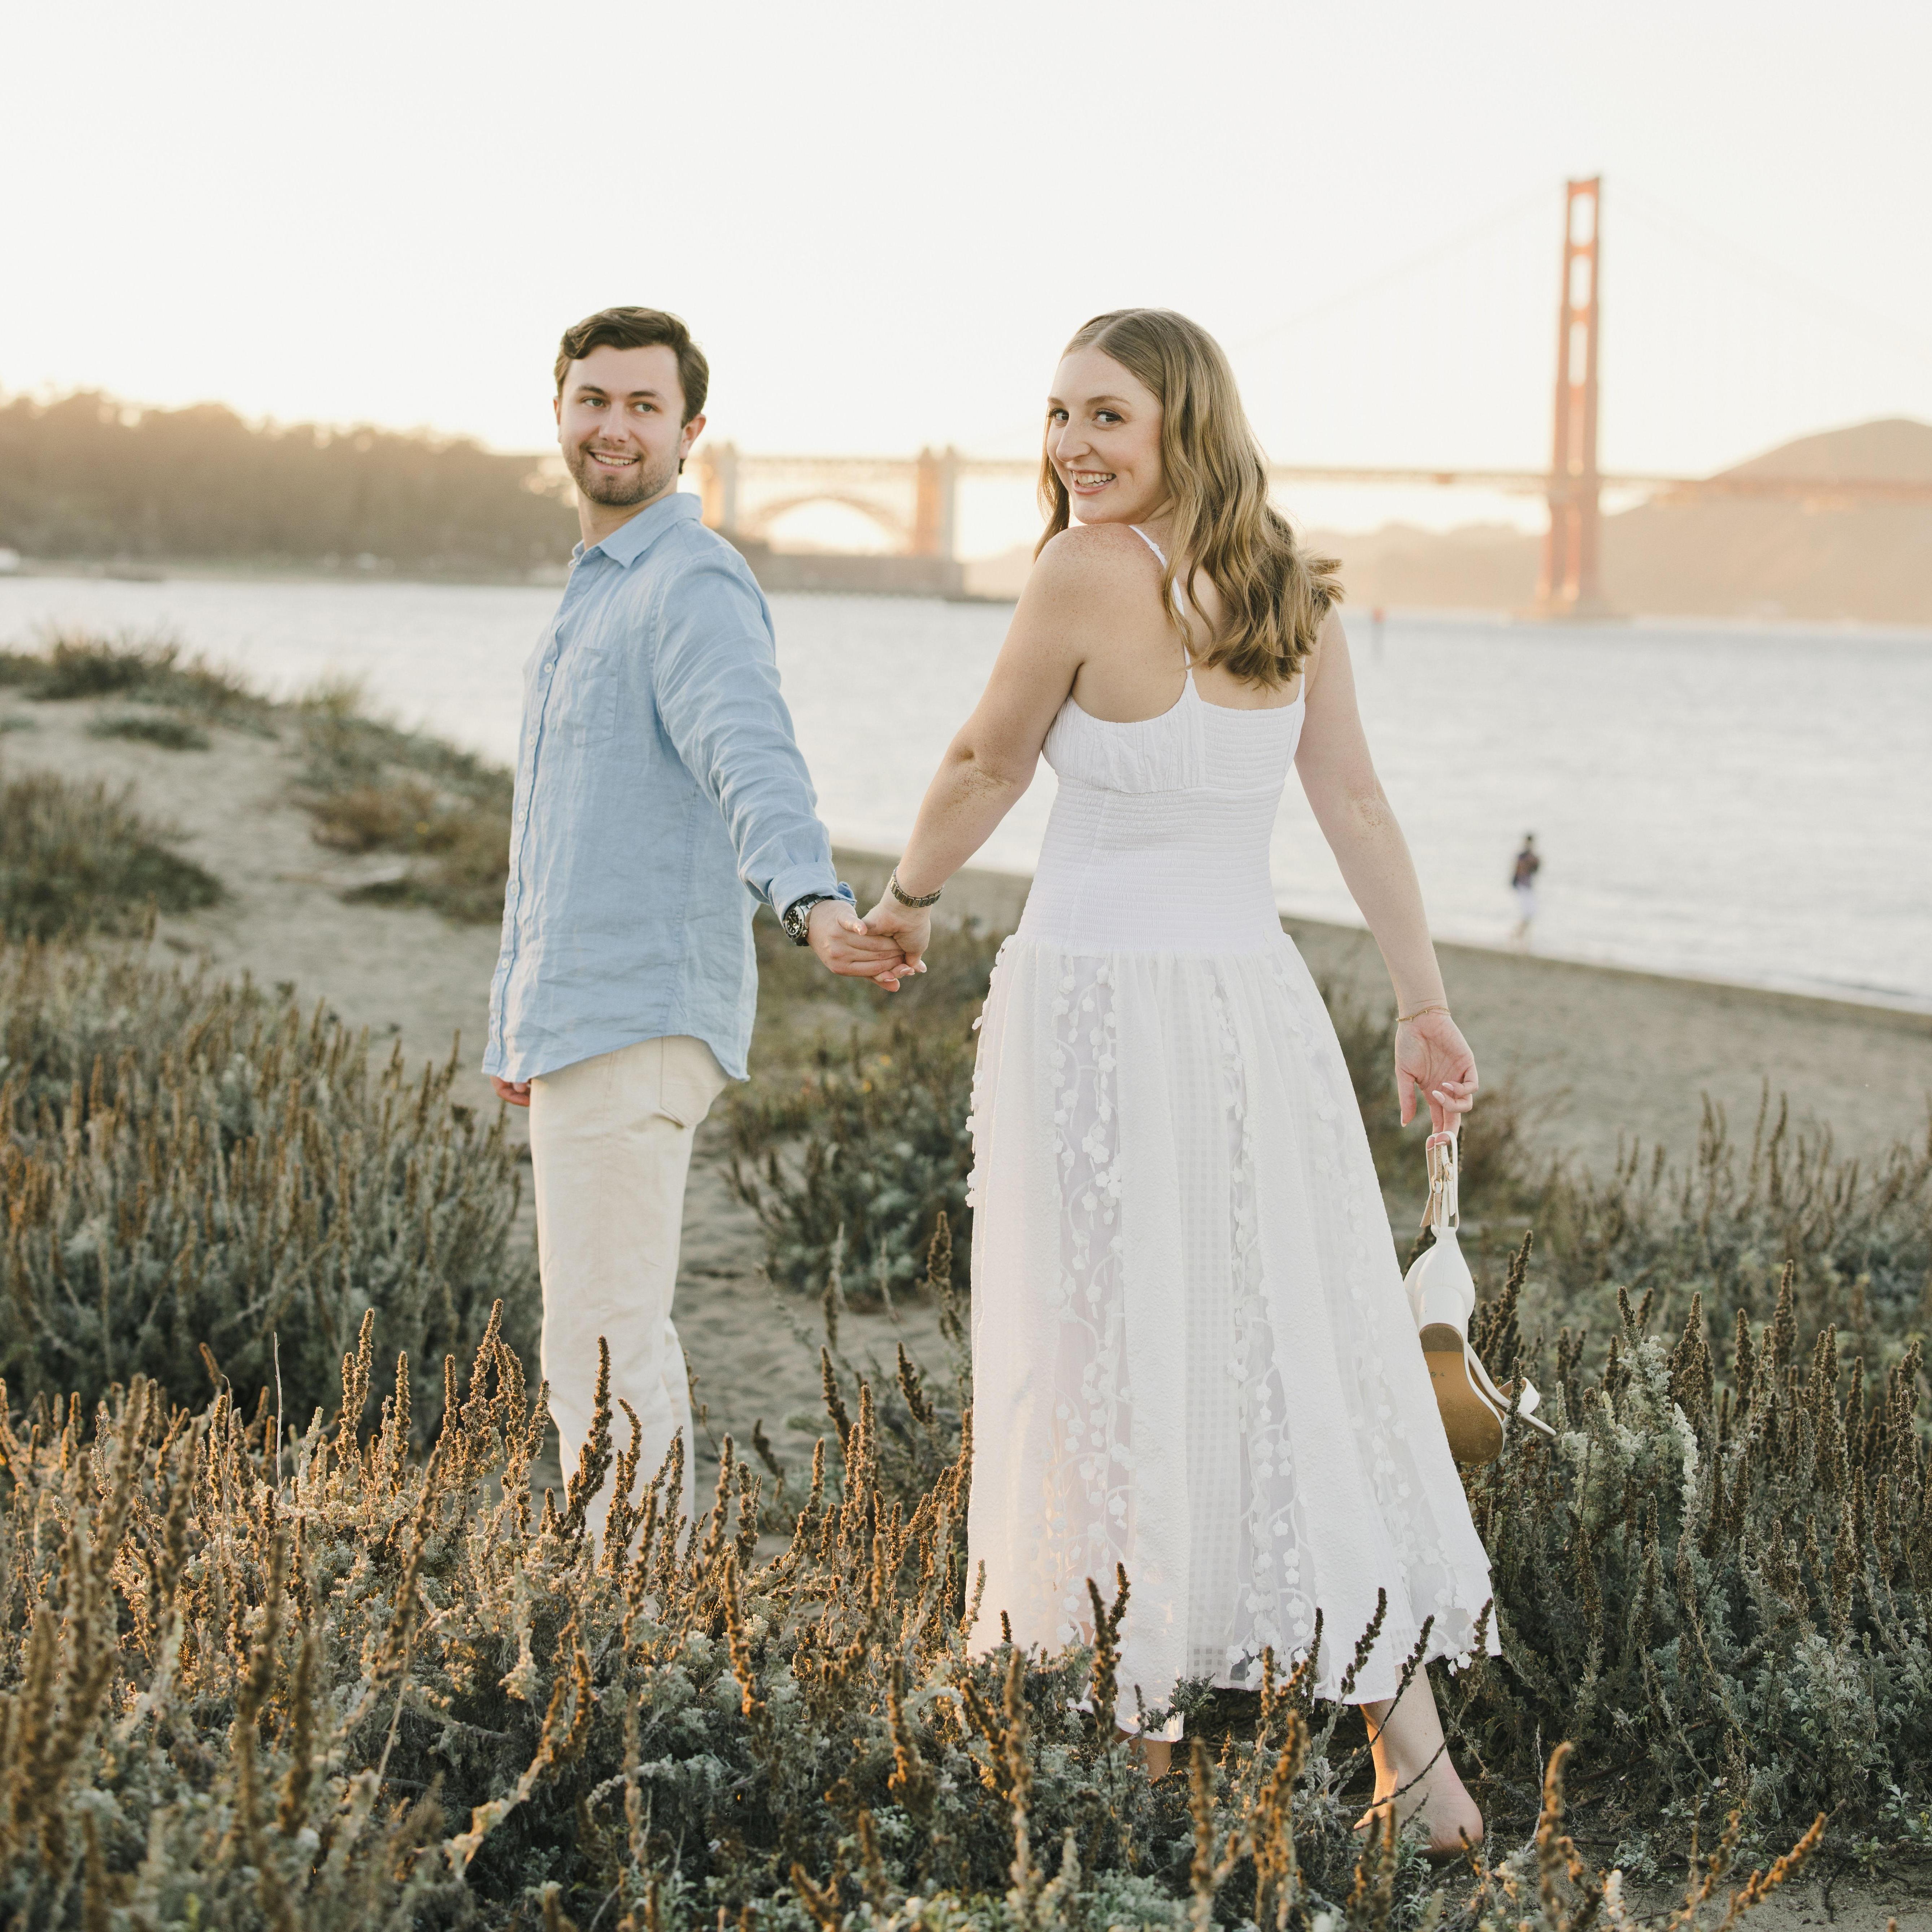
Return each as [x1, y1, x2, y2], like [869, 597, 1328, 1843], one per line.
[567, 439, 677, 508]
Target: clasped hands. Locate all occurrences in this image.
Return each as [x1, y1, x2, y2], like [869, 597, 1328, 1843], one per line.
[806, 891, 931, 991]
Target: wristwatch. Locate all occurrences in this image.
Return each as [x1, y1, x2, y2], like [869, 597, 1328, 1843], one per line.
[780, 892, 835, 946]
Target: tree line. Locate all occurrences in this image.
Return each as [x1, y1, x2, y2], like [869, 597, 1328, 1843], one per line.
[0, 390, 578, 572]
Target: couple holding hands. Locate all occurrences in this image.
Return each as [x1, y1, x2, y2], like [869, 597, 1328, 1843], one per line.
[485, 304, 1493, 1844]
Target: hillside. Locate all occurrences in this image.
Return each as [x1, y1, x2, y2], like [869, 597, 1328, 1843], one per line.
[1312, 417, 1932, 623]
[0, 389, 578, 574]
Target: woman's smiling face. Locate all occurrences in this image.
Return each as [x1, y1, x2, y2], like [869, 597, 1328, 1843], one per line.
[1046, 347, 1167, 526]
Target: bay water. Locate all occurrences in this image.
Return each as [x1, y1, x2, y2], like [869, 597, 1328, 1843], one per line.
[3, 572, 1927, 1011]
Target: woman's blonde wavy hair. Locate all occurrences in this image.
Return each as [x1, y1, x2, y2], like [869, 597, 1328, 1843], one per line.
[1038, 308, 1341, 687]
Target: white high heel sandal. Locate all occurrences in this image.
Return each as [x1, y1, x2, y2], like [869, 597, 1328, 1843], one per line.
[1402, 1129, 1554, 1464]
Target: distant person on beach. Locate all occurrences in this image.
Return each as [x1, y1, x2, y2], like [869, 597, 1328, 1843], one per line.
[856, 309, 1494, 1848]
[483, 306, 907, 1534]
[1510, 833, 1541, 945]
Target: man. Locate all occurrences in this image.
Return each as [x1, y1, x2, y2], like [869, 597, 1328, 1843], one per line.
[485, 306, 906, 1532]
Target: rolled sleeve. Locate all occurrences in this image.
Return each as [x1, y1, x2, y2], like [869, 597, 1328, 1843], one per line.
[768, 868, 858, 920]
[653, 560, 840, 911]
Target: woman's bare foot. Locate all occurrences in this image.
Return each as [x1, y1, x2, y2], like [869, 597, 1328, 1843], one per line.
[1356, 1670, 1484, 1861]
[1355, 1769, 1484, 1862]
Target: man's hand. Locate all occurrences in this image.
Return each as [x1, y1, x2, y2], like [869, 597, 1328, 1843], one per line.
[808, 898, 915, 989]
[489, 1075, 532, 1109]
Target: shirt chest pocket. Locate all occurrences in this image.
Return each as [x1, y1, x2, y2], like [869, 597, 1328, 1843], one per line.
[545, 632, 627, 751]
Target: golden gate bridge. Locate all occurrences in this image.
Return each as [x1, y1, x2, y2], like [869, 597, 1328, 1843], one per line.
[692, 179, 1932, 616]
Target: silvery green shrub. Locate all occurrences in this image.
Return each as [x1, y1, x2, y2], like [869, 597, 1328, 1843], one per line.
[0, 942, 535, 1437]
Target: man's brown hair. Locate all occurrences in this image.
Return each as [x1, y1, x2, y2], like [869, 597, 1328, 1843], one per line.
[553, 307, 709, 421]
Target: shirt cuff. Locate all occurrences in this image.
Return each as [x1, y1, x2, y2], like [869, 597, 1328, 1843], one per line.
[766, 866, 854, 917]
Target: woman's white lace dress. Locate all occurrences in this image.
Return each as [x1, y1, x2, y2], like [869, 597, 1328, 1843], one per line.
[964, 561, 1498, 1736]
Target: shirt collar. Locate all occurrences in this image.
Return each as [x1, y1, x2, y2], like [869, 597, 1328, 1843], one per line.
[575, 489, 704, 569]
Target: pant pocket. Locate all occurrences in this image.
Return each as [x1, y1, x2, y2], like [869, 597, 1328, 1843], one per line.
[656, 1036, 728, 1129]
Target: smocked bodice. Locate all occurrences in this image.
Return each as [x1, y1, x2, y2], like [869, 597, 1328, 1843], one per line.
[1018, 678, 1303, 954]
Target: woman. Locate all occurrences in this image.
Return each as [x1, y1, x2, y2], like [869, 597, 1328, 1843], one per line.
[860, 310, 1495, 1850]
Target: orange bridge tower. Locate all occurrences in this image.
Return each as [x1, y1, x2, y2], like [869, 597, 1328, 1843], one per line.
[1537, 177, 1608, 617]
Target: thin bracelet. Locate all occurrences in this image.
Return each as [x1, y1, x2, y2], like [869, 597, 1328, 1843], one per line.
[888, 867, 943, 909]
[1396, 1002, 1450, 1025]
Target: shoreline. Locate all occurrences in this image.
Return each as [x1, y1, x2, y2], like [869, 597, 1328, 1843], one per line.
[1425, 931, 1932, 1029]
[0, 557, 566, 591]
[837, 846, 1932, 1030]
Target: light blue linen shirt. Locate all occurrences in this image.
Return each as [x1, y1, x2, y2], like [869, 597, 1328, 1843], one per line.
[483, 491, 845, 1084]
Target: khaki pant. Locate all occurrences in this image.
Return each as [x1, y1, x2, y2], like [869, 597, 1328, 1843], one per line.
[528, 1034, 728, 1535]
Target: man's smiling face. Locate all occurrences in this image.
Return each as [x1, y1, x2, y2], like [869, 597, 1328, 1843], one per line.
[554, 342, 703, 516]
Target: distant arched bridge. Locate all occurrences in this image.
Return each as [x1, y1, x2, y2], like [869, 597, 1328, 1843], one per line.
[731, 489, 910, 548]
[695, 446, 983, 561]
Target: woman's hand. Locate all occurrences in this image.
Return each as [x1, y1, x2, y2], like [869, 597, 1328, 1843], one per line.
[806, 900, 913, 989]
[1395, 1010, 1478, 1135]
[858, 897, 933, 989]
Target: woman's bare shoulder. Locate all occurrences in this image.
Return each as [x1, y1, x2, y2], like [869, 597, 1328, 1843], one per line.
[1026, 523, 1161, 613]
[1035, 521, 1161, 578]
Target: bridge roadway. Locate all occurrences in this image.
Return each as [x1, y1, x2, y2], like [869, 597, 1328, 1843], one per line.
[693, 443, 1932, 563]
[717, 450, 1932, 498]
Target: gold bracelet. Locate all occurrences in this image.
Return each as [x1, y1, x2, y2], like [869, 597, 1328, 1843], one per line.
[1396, 1002, 1450, 1025]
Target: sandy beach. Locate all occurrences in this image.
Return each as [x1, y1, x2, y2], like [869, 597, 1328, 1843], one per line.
[6, 682, 1930, 1492]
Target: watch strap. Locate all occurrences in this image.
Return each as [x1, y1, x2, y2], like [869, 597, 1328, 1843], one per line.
[782, 891, 832, 945]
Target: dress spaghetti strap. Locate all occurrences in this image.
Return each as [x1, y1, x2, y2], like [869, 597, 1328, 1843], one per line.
[1128, 524, 1193, 668]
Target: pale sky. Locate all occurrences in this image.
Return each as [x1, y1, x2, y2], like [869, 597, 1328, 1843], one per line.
[7, 0, 1931, 550]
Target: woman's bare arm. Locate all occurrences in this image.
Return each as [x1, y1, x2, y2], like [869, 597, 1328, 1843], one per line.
[1295, 611, 1445, 1008]
[862, 528, 1148, 969]
[1295, 609, 1476, 1130]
